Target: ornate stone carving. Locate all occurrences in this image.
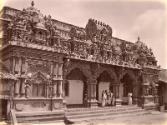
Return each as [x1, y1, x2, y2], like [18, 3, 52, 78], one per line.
[53, 102, 61, 109]
[27, 59, 50, 74]
[15, 103, 24, 111]
[63, 59, 92, 80]
[133, 37, 157, 66]
[85, 18, 112, 41]
[69, 27, 77, 40]
[6, 3, 158, 69]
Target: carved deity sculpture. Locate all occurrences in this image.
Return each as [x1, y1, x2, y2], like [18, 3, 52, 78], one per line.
[69, 27, 77, 40]
[25, 79, 32, 98]
[112, 44, 121, 63]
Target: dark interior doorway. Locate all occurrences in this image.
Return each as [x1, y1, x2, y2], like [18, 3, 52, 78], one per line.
[121, 73, 133, 97]
[0, 99, 7, 120]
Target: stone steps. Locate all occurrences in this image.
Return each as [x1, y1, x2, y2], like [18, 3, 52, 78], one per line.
[67, 111, 149, 123]
[14, 105, 150, 124]
[67, 109, 144, 119]
[65, 105, 150, 122]
[65, 105, 139, 115]
[15, 110, 65, 123]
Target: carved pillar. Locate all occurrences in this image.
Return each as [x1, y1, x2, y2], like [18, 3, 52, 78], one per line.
[117, 84, 120, 98]
[115, 84, 123, 106]
[10, 80, 15, 98]
[152, 84, 159, 104]
[133, 84, 140, 105]
[87, 78, 98, 107]
[52, 80, 57, 98]
[9, 80, 15, 109]
[58, 80, 63, 98]
[20, 79, 26, 97]
[54, 63, 58, 77]
[11, 56, 15, 74]
[15, 80, 20, 97]
[57, 62, 63, 98]
[58, 63, 63, 78]
[18, 57, 22, 75]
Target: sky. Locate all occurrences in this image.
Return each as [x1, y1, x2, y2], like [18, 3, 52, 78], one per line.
[2, 0, 167, 69]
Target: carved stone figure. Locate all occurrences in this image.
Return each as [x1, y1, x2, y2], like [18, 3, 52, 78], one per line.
[69, 27, 77, 40]
[25, 80, 32, 98]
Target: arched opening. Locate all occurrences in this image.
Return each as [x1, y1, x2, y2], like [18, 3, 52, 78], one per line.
[120, 73, 134, 104]
[96, 71, 115, 105]
[65, 68, 87, 107]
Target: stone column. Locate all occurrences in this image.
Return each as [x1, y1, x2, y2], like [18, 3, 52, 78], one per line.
[18, 57, 22, 75]
[54, 63, 58, 77]
[12, 57, 15, 74]
[58, 64, 63, 79]
[87, 78, 98, 108]
[15, 80, 20, 97]
[153, 85, 159, 104]
[116, 84, 120, 98]
[52, 80, 57, 98]
[133, 84, 140, 105]
[20, 79, 26, 98]
[58, 80, 63, 98]
[115, 84, 122, 106]
[9, 80, 15, 109]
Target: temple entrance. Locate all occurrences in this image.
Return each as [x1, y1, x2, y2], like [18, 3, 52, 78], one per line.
[0, 99, 7, 120]
[120, 73, 134, 105]
[96, 71, 115, 106]
[65, 68, 87, 107]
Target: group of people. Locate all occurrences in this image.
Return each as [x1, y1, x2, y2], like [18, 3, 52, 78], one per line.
[101, 90, 115, 107]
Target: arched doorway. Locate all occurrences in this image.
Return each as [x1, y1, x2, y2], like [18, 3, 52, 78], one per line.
[65, 68, 87, 106]
[96, 71, 115, 104]
[120, 73, 135, 104]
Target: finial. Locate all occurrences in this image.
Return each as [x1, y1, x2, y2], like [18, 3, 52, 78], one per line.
[31, 1, 34, 7]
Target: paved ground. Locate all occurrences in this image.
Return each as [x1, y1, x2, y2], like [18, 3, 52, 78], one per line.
[1, 111, 167, 125]
[73, 111, 167, 125]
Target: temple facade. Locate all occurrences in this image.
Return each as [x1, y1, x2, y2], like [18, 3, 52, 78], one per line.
[0, 2, 161, 121]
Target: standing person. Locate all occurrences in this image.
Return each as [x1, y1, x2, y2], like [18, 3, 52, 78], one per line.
[112, 93, 116, 106]
[110, 91, 113, 106]
[102, 90, 107, 107]
[106, 90, 110, 106]
[105, 90, 109, 106]
[25, 81, 31, 98]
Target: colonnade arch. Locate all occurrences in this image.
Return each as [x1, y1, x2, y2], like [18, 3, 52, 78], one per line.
[64, 61, 140, 107]
[65, 68, 88, 106]
[119, 70, 138, 104]
[95, 68, 119, 105]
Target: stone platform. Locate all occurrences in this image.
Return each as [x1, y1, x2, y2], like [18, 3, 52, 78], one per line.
[65, 105, 150, 122]
[14, 110, 65, 124]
